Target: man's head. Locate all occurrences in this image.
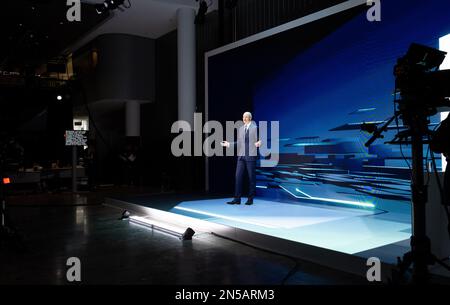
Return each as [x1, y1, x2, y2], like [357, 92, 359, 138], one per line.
[242, 112, 252, 125]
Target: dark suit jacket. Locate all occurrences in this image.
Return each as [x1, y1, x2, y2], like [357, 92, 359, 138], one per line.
[235, 121, 259, 161]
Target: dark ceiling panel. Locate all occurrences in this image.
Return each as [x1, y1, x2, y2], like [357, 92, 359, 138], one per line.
[0, 0, 110, 71]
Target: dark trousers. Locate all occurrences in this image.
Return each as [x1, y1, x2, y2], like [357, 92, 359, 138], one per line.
[234, 159, 256, 200]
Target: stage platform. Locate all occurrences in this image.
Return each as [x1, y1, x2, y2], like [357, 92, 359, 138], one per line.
[105, 193, 449, 281]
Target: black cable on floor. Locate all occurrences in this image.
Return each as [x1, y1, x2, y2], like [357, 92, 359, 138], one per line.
[210, 231, 303, 285]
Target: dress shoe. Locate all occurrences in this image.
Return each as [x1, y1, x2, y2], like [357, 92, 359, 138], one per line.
[245, 199, 254, 205]
[227, 199, 241, 205]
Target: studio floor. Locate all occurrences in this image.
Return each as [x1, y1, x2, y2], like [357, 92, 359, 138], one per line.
[0, 189, 370, 285]
[108, 188, 412, 264]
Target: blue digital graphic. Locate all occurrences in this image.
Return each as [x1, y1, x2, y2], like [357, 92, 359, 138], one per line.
[251, 0, 450, 210]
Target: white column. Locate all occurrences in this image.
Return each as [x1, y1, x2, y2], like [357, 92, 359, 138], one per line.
[177, 7, 196, 126]
[125, 100, 141, 137]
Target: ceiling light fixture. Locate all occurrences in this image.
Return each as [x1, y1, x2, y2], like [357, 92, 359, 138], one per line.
[95, 0, 131, 14]
[195, 0, 210, 25]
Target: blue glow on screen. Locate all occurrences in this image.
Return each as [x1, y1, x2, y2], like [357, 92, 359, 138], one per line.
[255, 0, 450, 141]
[251, 0, 450, 208]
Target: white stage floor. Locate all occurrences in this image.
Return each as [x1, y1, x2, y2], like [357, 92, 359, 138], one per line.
[171, 198, 411, 255]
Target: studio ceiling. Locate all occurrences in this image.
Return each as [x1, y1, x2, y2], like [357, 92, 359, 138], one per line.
[0, 0, 218, 70]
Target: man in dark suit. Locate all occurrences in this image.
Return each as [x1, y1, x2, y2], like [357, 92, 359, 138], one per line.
[221, 112, 261, 205]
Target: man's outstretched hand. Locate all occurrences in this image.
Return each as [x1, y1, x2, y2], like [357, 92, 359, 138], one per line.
[221, 141, 261, 148]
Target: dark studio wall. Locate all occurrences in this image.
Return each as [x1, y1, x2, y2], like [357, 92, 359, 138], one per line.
[226, 0, 346, 42]
[69, 0, 348, 191]
[95, 34, 156, 102]
[73, 33, 156, 103]
[141, 30, 179, 190]
[72, 34, 156, 185]
[0, 85, 73, 169]
[154, 0, 348, 193]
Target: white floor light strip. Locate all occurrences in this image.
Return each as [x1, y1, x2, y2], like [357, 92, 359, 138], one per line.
[129, 215, 195, 240]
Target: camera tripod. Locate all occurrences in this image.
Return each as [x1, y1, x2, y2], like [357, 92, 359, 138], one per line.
[366, 109, 450, 284]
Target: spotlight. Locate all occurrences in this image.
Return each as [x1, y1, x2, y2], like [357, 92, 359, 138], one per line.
[195, 0, 208, 25]
[106, 0, 121, 10]
[56, 95, 63, 101]
[181, 227, 195, 240]
[95, 2, 109, 14]
[95, 0, 126, 14]
[120, 210, 131, 220]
